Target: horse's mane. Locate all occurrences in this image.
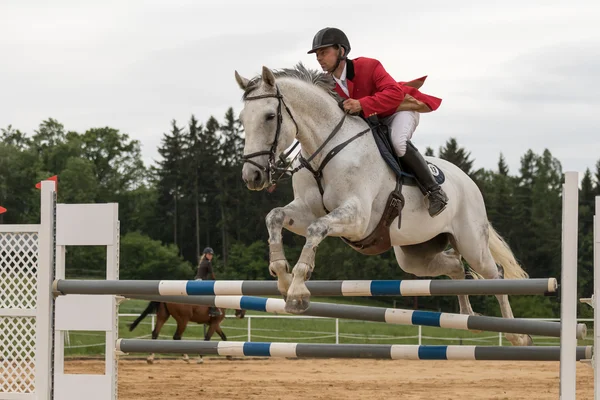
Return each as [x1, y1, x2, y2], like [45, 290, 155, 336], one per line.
[242, 62, 342, 102]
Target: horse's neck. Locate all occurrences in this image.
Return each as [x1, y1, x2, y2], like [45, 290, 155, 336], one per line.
[280, 80, 353, 159]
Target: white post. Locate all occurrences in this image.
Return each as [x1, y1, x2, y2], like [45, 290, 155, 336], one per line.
[335, 318, 339, 344]
[35, 181, 57, 400]
[499, 332, 502, 346]
[247, 316, 251, 342]
[560, 171, 578, 399]
[418, 326, 422, 345]
[106, 216, 119, 400]
[594, 196, 600, 400]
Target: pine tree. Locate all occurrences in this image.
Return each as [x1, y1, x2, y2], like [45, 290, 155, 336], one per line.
[438, 138, 474, 175]
[486, 154, 516, 243]
[594, 160, 600, 196]
[578, 168, 596, 298]
[528, 150, 562, 279]
[153, 120, 186, 252]
[182, 115, 203, 263]
[199, 116, 222, 252]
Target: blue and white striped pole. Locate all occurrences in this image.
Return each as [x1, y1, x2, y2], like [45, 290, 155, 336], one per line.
[116, 339, 592, 361]
[54, 277, 558, 297]
[123, 293, 587, 340]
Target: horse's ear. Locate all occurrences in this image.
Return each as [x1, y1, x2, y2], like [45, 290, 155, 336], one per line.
[235, 70, 249, 90]
[262, 66, 276, 87]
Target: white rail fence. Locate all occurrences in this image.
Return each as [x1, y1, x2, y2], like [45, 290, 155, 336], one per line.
[61, 314, 594, 350]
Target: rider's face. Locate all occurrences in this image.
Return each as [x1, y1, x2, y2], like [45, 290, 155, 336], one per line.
[315, 46, 340, 73]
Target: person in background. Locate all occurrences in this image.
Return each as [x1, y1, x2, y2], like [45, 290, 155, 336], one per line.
[195, 247, 220, 317]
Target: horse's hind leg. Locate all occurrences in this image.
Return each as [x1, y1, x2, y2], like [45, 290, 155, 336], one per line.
[215, 326, 227, 341]
[394, 234, 474, 313]
[214, 326, 233, 361]
[453, 225, 532, 346]
[173, 320, 190, 363]
[147, 306, 168, 364]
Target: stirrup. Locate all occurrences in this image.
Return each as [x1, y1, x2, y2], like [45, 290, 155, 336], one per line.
[424, 187, 448, 217]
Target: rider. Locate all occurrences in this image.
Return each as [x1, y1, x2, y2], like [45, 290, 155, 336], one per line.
[195, 247, 221, 317]
[307, 27, 448, 217]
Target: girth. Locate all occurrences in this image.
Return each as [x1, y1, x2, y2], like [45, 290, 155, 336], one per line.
[340, 179, 405, 255]
[305, 142, 406, 256]
[299, 113, 407, 256]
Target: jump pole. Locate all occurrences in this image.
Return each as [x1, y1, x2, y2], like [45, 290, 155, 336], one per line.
[116, 339, 593, 362]
[124, 293, 587, 340]
[53, 277, 558, 297]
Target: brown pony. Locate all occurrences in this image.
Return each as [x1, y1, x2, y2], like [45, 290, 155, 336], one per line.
[128, 301, 246, 364]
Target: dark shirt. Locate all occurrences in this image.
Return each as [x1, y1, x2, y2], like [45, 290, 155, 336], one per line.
[195, 258, 214, 280]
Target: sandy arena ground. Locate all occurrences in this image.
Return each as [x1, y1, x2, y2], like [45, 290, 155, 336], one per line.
[64, 357, 594, 399]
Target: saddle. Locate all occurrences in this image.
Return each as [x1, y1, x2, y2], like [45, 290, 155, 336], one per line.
[340, 115, 445, 256]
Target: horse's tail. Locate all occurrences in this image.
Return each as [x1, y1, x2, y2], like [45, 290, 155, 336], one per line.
[487, 223, 528, 279]
[128, 301, 160, 332]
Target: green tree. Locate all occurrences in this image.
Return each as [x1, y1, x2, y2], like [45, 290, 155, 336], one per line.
[119, 231, 194, 280]
[152, 120, 186, 251]
[438, 138, 474, 175]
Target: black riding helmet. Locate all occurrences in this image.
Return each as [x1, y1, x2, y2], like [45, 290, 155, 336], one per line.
[203, 247, 214, 254]
[307, 27, 351, 56]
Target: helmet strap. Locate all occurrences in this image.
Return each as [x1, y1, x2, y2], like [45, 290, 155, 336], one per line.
[329, 47, 346, 75]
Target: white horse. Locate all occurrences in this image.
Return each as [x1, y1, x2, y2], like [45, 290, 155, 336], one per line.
[234, 63, 532, 346]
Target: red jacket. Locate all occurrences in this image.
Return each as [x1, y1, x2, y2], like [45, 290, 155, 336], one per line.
[334, 57, 442, 118]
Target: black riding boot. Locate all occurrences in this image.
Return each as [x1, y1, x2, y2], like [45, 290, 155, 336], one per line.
[208, 307, 221, 317]
[401, 142, 449, 217]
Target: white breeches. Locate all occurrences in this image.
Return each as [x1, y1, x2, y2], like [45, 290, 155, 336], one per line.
[381, 110, 420, 157]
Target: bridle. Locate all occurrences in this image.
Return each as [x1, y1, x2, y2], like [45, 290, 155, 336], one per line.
[242, 84, 370, 196]
[241, 85, 300, 187]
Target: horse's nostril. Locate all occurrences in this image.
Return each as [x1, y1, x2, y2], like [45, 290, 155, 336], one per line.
[253, 170, 261, 183]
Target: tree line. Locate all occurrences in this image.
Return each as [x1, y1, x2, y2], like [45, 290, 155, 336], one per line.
[1, 112, 599, 318]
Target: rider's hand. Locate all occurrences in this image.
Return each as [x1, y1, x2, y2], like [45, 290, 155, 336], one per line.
[343, 99, 362, 114]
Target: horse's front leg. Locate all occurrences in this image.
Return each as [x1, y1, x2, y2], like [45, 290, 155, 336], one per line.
[266, 199, 318, 299]
[286, 199, 366, 313]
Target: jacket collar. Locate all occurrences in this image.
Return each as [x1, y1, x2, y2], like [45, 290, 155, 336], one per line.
[346, 59, 355, 81]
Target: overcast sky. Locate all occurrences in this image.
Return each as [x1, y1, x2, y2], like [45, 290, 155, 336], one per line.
[1, 0, 598, 177]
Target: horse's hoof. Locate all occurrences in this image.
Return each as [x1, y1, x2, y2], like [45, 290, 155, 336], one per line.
[146, 359, 154, 365]
[197, 358, 204, 364]
[284, 297, 310, 314]
[505, 333, 533, 346]
[226, 355, 233, 361]
[524, 334, 533, 346]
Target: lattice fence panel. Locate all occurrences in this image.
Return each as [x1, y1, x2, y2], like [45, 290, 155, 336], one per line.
[0, 232, 39, 309]
[0, 316, 36, 393]
[1, 231, 39, 394]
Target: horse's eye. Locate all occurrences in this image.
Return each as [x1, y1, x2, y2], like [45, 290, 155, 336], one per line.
[266, 113, 276, 121]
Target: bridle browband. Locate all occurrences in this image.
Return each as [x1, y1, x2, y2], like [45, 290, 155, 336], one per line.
[242, 84, 369, 197]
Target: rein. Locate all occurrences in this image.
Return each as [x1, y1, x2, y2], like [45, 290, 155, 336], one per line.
[242, 84, 369, 198]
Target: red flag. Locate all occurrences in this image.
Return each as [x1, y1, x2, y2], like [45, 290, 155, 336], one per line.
[0, 206, 6, 214]
[35, 175, 58, 191]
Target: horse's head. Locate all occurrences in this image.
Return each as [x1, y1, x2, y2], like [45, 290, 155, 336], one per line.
[235, 66, 299, 191]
